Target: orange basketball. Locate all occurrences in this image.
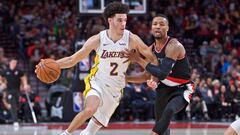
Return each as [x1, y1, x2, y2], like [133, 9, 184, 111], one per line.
[36, 59, 61, 84]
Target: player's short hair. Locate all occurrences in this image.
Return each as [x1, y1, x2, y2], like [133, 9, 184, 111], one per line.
[154, 14, 169, 25]
[9, 56, 17, 61]
[103, 2, 129, 22]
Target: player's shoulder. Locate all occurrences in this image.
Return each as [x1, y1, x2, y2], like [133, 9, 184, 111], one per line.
[129, 32, 139, 40]
[129, 32, 143, 46]
[83, 34, 100, 50]
[88, 34, 100, 41]
[168, 38, 182, 46]
[85, 34, 100, 45]
[168, 38, 184, 50]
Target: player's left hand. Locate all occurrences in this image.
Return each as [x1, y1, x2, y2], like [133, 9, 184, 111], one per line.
[147, 79, 158, 89]
[122, 49, 141, 63]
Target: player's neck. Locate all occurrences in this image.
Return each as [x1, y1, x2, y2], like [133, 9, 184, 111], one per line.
[107, 29, 122, 43]
[155, 36, 169, 48]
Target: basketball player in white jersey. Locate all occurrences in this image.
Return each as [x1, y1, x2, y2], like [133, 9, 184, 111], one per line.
[51, 2, 157, 135]
[224, 119, 240, 135]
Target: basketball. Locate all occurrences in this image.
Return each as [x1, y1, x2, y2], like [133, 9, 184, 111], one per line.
[35, 59, 61, 84]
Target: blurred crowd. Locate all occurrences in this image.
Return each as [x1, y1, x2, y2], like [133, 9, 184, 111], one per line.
[0, 0, 239, 123]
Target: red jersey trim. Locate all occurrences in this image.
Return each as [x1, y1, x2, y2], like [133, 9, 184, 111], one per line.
[166, 76, 190, 84]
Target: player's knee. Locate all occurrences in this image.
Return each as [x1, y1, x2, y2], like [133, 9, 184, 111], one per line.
[83, 108, 97, 117]
[164, 107, 174, 116]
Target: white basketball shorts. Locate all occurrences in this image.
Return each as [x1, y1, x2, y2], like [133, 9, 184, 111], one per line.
[85, 80, 122, 127]
[231, 118, 240, 134]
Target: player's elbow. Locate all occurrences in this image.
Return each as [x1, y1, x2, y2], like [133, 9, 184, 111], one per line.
[145, 64, 169, 80]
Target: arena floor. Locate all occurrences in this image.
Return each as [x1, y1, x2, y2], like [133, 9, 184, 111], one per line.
[0, 121, 229, 135]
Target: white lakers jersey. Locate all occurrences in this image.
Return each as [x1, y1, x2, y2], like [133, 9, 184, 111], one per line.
[84, 30, 130, 95]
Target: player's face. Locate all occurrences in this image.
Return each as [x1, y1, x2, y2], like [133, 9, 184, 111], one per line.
[9, 59, 17, 69]
[151, 17, 169, 39]
[109, 14, 127, 35]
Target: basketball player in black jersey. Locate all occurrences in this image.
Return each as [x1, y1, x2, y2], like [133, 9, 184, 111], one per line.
[124, 14, 195, 135]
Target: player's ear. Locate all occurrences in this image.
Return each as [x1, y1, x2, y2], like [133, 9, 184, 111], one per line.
[166, 25, 169, 32]
[108, 18, 112, 24]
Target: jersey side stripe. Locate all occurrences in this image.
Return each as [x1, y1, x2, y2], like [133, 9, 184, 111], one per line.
[83, 54, 99, 97]
[166, 76, 189, 83]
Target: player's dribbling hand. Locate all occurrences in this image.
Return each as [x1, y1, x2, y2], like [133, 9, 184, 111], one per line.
[34, 59, 44, 75]
[147, 79, 158, 89]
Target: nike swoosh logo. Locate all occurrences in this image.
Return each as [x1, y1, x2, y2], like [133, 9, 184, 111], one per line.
[119, 43, 126, 46]
[103, 43, 110, 46]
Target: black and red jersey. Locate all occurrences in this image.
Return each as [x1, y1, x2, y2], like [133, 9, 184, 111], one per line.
[151, 37, 191, 86]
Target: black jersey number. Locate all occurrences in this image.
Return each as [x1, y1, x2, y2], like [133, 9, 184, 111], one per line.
[110, 62, 118, 76]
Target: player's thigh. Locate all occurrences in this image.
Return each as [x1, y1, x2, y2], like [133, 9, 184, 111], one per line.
[84, 91, 101, 113]
[101, 90, 120, 117]
[92, 89, 121, 127]
[155, 91, 169, 121]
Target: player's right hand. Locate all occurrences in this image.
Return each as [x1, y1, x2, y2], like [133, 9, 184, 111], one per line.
[122, 49, 141, 63]
[147, 79, 158, 89]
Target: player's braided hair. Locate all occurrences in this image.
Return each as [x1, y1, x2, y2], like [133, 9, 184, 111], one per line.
[103, 2, 129, 22]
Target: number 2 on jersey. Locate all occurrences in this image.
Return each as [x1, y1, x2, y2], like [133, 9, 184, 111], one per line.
[110, 62, 118, 76]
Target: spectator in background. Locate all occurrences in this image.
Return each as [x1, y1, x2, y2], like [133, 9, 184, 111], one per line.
[0, 90, 12, 123]
[237, 85, 240, 117]
[130, 84, 152, 121]
[214, 55, 226, 78]
[20, 92, 41, 122]
[198, 79, 214, 119]
[229, 84, 240, 119]
[212, 79, 221, 96]
[199, 41, 208, 65]
[0, 75, 6, 92]
[117, 84, 134, 121]
[1, 58, 30, 126]
[216, 84, 232, 121]
[0, 65, 7, 123]
[0, 47, 8, 73]
[27, 40, 45, 72]
[186, 89, 209, 121]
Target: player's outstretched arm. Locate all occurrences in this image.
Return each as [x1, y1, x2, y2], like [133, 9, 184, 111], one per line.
[56, 35, 99, 69]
